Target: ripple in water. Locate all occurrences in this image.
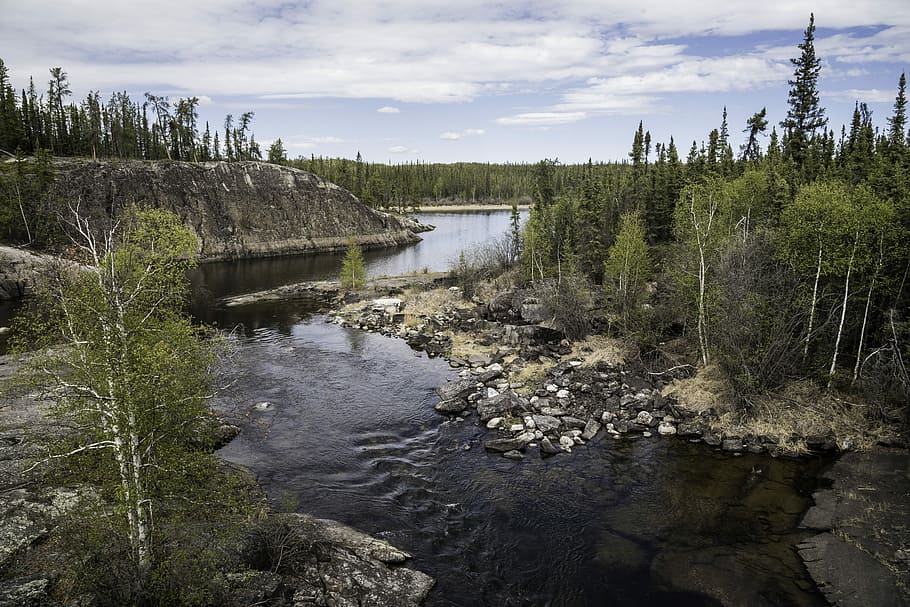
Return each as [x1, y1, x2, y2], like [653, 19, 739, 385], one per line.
[217, 316, 828, 607]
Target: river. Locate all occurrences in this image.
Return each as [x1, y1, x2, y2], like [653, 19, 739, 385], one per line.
[195, 210, 829, 606]
[3, 210, 828, 605]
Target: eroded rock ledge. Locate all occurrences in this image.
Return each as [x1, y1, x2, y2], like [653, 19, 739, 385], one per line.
[47, 159, 424, 262]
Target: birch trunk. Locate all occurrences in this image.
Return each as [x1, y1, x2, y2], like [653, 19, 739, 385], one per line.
[828, 234, 858, 388]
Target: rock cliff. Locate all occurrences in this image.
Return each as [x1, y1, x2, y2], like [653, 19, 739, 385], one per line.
[47, 159, 423, 261]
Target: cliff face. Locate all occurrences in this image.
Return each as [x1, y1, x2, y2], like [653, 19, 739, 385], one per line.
[48, 160, 421, 261]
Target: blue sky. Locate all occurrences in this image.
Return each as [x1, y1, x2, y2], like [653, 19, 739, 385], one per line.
[2, 0, 908, 163]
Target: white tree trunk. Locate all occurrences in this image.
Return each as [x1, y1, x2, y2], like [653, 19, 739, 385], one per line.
[828, 235, 858, 388]
[804, 243, 823, 358]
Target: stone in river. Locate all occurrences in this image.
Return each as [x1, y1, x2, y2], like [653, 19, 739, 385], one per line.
[657, 421, 677, 436]
[581, 419, 602, 441]
[539, 437, 561, 455]
[477, 392, 524, 422]
[502, 450, 524, 460]
[532, 414, 561, 433]
[435, 398, 469, 414]
[436, 378, 477, 401]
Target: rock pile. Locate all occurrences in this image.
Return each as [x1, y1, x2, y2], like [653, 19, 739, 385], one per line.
[334, 290, 818, 459]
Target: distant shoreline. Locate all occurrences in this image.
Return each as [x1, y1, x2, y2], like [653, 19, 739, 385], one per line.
[411, 203, 532, 213]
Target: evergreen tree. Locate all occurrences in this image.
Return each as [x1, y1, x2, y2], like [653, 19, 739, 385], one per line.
[781, 13, 827, 175]
[339, 240, 366, 289]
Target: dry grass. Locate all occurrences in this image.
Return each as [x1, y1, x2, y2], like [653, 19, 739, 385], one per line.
[510, 360, 551, 392]
[449, 331, 498, 361]
[570, 335, 632, 368]
[665, 365, 896, 455]
[662, 363, 734, 415]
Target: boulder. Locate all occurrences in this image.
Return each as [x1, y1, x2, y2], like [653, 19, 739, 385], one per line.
[531, 414, 561, 433]
[581, 419, 602, 441]
[434, 398, 469, 414]
[657, 421, 677, 436]
[477, 392, 525, 422]
[435, 378, 477, 401]
[539, 437, 562, 455]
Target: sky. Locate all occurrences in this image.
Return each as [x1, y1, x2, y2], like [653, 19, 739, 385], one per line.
[2, 1, 908, 164]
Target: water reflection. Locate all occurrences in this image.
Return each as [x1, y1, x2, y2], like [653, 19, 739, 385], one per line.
[217, 317, 829, 607]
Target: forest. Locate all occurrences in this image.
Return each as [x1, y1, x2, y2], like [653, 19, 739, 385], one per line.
[0, 14, 908, 411]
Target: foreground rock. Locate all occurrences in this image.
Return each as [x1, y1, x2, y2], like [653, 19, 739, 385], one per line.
[798, 451, 910, 606]
[231, 513, 434, 607]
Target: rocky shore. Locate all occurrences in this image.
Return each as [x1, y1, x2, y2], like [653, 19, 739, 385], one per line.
[331, 285, 851, 460]
[0, 354, 434, 607]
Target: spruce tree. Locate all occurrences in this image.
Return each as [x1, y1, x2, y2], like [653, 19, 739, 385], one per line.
[340, 240, 366, 290]
[781, 14, 827, 174]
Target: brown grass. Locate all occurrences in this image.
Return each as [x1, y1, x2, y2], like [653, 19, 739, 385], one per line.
[665, 365, 896, 455]
[570, 335, 632, 368]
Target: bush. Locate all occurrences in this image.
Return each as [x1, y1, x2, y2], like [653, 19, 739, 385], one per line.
[450, 234, 517, 298]
[532, 270, 595, 341]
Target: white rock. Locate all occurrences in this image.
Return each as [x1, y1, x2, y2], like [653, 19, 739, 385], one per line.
[643, 431, 653, 438]
[558, 435, 574, 450]
[530, 395, 540, 404]
[486, 387, 500, 399]
[573, 436, 584, 445]
[516, 431, 536, 443]
[488, 363, 504, 372]
[568, 360, 582, 367]
[509, 424, 525, 432]
[253, 401, 273, 411]
[658, 421, 677, 436]
[546, 384, 559, 393]
[556, 389, 571, 399]
[635, 410, 653, 425]
[601, 411, 615, 423]
[486, 417, 503, 429]
[534, 430, 544, 440]
[523, 416, 536, 429]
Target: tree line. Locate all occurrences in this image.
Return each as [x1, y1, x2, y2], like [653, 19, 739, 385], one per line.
[0, 60, 262, 162]
[518, 14, 909, 406]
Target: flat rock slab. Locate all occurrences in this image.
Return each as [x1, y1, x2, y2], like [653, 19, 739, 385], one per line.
[798, 532, 906, 607]
[798, 450, 910, 606]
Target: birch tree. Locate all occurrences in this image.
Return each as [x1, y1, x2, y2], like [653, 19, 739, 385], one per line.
[604, 209, 650, 328]
[674, 177, 730, 366]
[18, 205, 222, 586]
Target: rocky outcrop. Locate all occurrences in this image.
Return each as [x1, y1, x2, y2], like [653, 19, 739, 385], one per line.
[47, 159, 423, 261]
[0, 246, 85, 300]
[798, 451, 910, 606]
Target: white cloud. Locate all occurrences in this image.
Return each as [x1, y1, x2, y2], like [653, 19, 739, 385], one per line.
[388, 145, 418, 154]
[439, 128, 486, 140]
[286, 135, 345, 148]
[8, 0, 904, 105]
[825, 88, 898, 103]
[377, 106, 400, 113]
[496, 112, 587, 126]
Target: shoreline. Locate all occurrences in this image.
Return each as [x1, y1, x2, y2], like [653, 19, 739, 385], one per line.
[409, 203, 531, 213]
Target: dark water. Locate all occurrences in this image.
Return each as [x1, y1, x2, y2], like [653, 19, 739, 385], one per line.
[192, 210, 525, 302]
[216, 313, 827, 607]
[202, 210, 829, 606]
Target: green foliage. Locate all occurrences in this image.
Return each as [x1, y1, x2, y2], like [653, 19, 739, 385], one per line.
[604, 210, 651, 328]
[10, 206, 258, 600]
[339, 240, 366, 290]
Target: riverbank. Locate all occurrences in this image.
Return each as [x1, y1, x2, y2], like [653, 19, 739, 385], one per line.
[0, 353, 435, 606]
[415, 203, 531, 213]
[321, 275, 908, 605]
